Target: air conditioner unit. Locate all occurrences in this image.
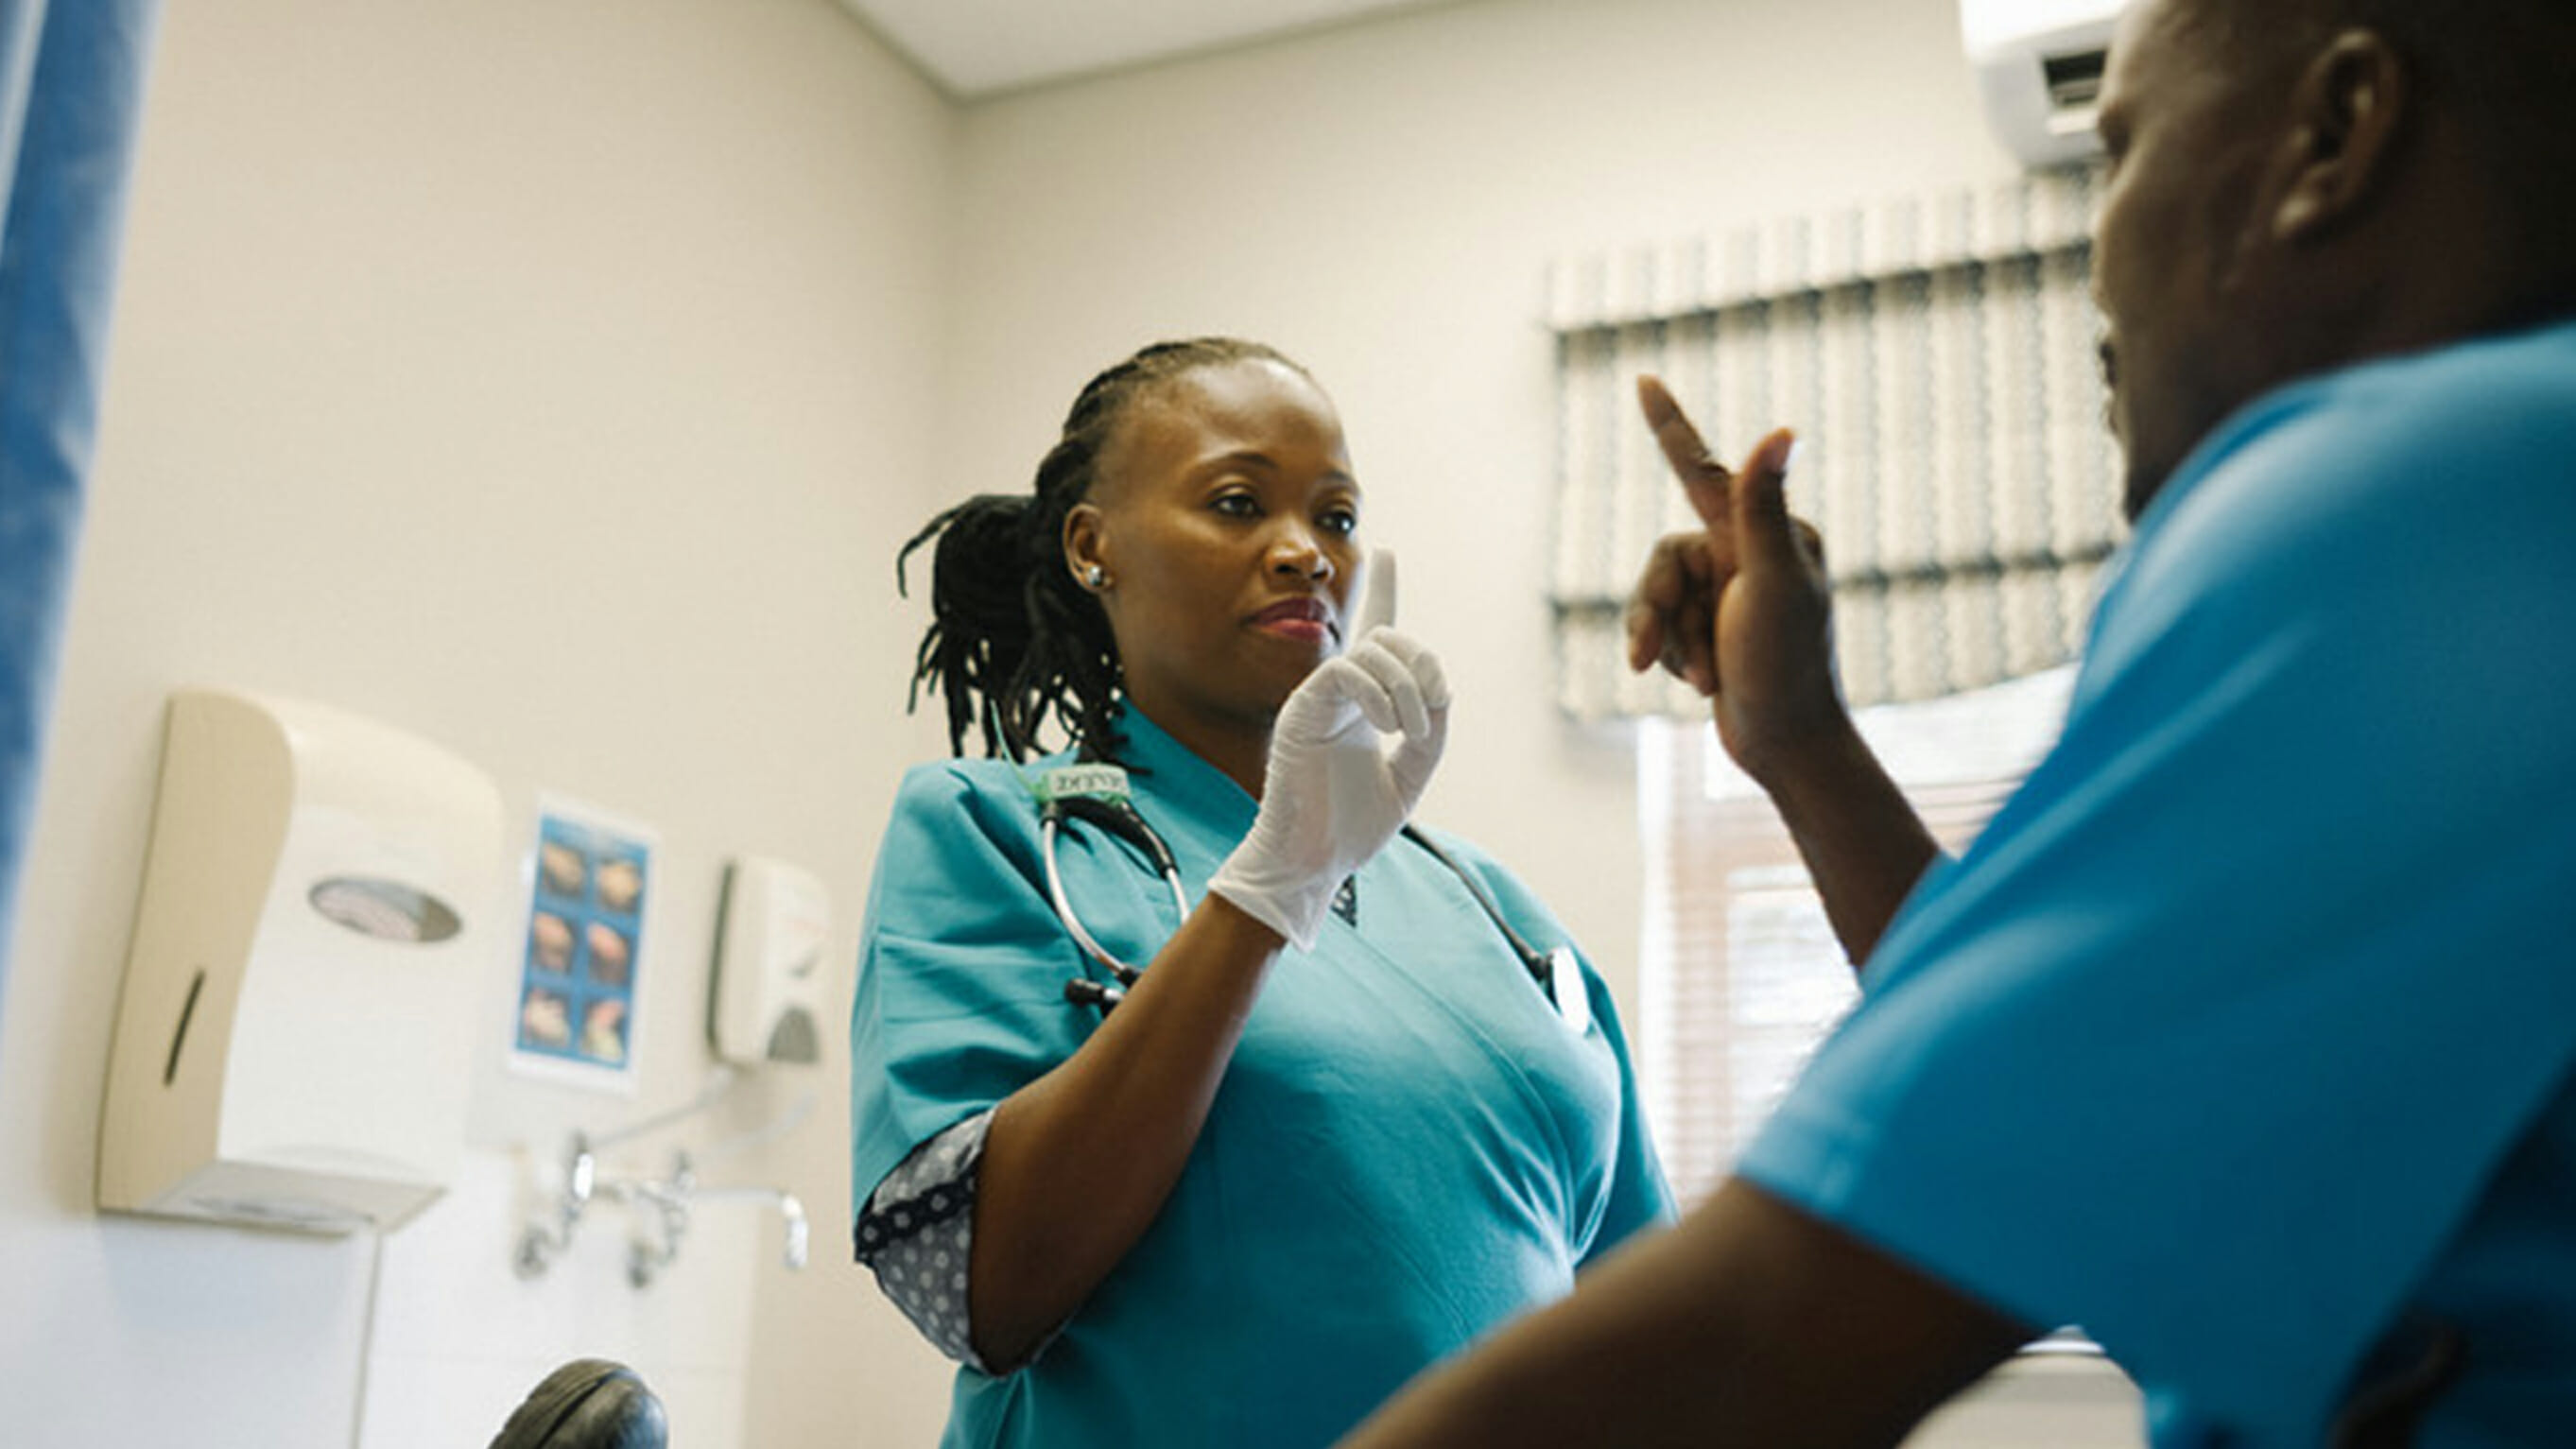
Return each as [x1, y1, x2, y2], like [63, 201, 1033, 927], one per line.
[1962, 0, 2120, 168]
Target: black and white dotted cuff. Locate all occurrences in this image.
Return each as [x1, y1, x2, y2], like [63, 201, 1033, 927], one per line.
[855, 1109, 992, 1368]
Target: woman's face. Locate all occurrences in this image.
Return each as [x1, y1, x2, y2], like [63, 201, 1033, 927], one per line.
[1065, 357, 1365, 742]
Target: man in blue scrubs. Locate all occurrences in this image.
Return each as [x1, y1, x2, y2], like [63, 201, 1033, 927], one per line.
[1340, 0, 2576, 1444]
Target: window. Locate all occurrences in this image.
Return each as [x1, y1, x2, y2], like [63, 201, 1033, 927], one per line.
[1638, 665, 2075, 1206]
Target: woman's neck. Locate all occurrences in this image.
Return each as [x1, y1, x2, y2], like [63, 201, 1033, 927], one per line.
[1123, 699, 1271, 802]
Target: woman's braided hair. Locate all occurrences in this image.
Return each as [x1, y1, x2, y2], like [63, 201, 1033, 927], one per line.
[898, 337, 1311, 764]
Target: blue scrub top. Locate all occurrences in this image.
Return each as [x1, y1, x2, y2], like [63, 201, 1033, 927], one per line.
[1740, 317, 2576, 1447]
[853, 709, 1674, 1449]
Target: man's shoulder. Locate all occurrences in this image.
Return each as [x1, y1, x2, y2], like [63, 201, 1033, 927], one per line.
[2292, 318, 2576, 465]
[2149, 319, 2576, 554]
[2327, 315, 2576, 446]
[2085, 319, 2576, 694]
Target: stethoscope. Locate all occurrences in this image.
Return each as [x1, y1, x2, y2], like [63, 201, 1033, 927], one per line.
[1033, 766, 1591, 1034]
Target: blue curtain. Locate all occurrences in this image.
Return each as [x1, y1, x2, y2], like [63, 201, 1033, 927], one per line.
[0, 0, 160, 1023]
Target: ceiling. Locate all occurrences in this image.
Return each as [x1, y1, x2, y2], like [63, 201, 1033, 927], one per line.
[838, 0, 1455, 99]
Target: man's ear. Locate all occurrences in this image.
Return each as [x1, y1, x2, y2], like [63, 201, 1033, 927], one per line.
[2272, 29, 2410, 241]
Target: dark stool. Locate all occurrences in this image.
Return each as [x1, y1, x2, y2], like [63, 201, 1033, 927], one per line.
[489, 1359, 668, 1449]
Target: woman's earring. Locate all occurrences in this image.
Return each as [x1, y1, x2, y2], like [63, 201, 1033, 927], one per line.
[1084, 564, 1107, 590]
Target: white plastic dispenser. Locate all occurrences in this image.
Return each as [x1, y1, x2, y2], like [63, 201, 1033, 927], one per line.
[708, 855, 830, 1067]
[97, 688, 506, 1233]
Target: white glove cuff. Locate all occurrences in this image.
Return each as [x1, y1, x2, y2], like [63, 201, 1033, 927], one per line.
[1205, 854, 1336, 955]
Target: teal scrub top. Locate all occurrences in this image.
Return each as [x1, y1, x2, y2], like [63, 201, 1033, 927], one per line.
[1739, 317, 2576, 1446]
[852, 708, 1674, 1449]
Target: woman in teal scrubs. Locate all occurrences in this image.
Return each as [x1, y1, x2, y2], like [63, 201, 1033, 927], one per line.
[852, 338, 1671, 1449]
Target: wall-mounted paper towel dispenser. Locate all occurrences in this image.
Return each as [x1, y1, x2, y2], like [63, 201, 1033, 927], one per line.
[96, 688, 506, 1233]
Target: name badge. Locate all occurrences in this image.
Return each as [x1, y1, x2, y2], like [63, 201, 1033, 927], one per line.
[1545, 946, 1592, 1034]
[1034, 764, 1131, 806]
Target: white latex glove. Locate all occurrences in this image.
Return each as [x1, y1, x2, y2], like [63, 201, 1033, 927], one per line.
[1209, 553, 1450, 951]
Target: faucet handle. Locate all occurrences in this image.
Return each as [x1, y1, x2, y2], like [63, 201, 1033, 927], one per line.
[565, 1131, 596, 1207]
[780, 1192, 809, 1271]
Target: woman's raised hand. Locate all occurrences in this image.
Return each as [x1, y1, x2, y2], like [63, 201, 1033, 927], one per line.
[1209, 549, 1449, 951]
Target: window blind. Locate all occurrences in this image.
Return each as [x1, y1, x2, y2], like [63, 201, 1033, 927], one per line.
[1548, 168, 2119, 720]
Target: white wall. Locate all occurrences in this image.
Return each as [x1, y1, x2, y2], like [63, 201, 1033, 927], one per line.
[0, 0, 957, 1444]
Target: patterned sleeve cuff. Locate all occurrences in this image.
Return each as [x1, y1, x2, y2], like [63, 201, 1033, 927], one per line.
[855, 1108, 993, 1369]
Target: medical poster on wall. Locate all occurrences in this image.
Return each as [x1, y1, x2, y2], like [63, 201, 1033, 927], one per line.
[510, 794, 657, 1094]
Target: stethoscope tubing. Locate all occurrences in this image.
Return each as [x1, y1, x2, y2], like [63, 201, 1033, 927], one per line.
[1392, 824, 1554, 980]
[1041, 804, 1188, 987]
